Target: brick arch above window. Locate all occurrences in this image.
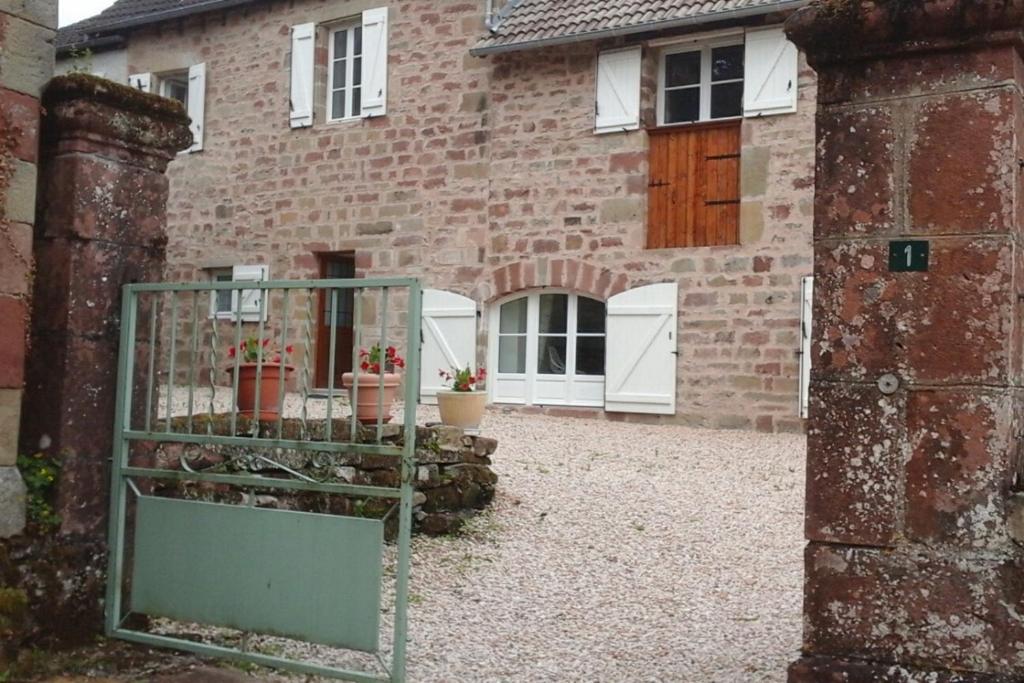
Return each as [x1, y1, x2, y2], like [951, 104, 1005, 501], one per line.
[474, 259, 631, 304]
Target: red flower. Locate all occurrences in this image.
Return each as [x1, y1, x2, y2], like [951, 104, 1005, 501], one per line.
[285, 345, 294, 354]
[262, 338, 270, 347]
[227, 346, 236, 358]
[360, 361, 370, 371]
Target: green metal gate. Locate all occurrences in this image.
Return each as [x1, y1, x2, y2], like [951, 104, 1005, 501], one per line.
[105, 277, 423, 682]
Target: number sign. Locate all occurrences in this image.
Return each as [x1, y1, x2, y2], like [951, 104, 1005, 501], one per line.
[889, 240, 929, 272]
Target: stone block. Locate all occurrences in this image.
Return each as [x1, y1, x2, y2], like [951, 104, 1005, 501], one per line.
[909, 89, 1016, 235]
[5, 158, 37, 224]
[905, 388, 1017, 549]
[740, 145, 770, 198]
[0, 294, 26, 388]
[815, 106, 896, 237]
[0, 86, 40, 162]
[739, 201, 764, 243]
[0, 387, 21, 466]
[35, 153, 170, 246]
[805, 381, 904, 546]
[0, 221, 31, 296]
[599, 197, 643, 223]
[0, 466, 26, 537]
[802, 543, 1024, 675]
[0, 1, 58, 29]
[0, 13, 55, 97]
[813, 237, 1017, 385]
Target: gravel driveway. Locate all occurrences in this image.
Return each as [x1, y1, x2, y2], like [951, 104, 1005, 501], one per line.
[403, 409, 806, 683]
[158, 390, 806, 682]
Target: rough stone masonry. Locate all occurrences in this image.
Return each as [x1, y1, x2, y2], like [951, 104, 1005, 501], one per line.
[787, 0, 1024, 680]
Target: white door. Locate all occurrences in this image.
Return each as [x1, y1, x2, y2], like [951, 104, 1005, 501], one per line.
[420, 289, 477, 405]
[605, 283, 678, 415]
[798, 276, 813, 419]
[488, 292, 606, 408]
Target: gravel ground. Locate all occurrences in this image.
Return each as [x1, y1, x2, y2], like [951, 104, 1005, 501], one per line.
[156, 388, 806, 682]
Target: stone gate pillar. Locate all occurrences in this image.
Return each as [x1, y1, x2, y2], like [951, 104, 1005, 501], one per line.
[785, 2, 1024, 680]
[21, 75, 191, 537]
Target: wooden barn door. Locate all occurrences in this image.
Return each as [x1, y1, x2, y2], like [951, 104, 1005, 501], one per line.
[647, 121, 741, 249]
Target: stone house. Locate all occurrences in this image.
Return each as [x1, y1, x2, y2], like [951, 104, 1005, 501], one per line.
[57, 0, 817, 433]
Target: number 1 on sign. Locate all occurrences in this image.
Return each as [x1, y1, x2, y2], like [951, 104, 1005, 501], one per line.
[904, 244, 913, 268]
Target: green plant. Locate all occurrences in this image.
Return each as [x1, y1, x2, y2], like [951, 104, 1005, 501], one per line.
[16, 452, 61, 531]
[64, 46, 94, 74]
[438, 365, 486, 392]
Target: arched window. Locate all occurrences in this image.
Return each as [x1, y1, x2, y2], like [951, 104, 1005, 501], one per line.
[488, 292, 606, 407]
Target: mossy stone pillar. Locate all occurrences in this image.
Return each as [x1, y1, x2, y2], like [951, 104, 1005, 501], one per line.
[786, 2, 1024, 680]
[22, 75, 191, 537]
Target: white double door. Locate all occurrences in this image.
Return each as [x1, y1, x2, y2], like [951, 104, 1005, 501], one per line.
[488, 291, 607, 407]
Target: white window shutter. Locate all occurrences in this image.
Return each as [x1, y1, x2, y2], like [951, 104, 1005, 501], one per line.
[595, 47, 641, 134]
[232, 265, 270, 322]
[420, 289, 478, 405]
[290, 22, 316, 128]
[187, 63, 206, 152]
[604, 283, 678, 415]
[799, 275, 814, 419]
[128, 72, 153, 93]
[743, 26, 799, 117]
[361, 7, 389, 118]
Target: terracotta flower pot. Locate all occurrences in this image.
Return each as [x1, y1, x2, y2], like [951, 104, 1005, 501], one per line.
[226, 362, 294, 420]
[342, 372, 402, 424]
[437, 390, 488, 431]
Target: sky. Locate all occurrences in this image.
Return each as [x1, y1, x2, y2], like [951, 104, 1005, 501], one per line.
[59, 0, 117, 27]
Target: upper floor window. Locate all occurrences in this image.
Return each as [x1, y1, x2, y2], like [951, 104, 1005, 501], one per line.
[659, 40, 744, 126]
[158, 70, 190, 108]
[327, 22, 363, 122]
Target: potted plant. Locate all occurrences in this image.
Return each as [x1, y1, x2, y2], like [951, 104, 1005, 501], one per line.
[226, 336, 295, 420]
[436, 366, 487, 431]
[342, 344, 406, 424]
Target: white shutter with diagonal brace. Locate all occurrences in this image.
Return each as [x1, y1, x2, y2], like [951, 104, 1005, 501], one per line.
[799, 275, 813, 419]
[187, 63, 206, 152]
[128, 72, 153, 93]
[605, 283, 678, 415]
[290, 22, 316, 128]
[232, 265, 269, 323]
[361, 7, 389, 118]
[595, 47, 642, 134]
[743, 25, 799, 117]
[420, 290, 478, 405]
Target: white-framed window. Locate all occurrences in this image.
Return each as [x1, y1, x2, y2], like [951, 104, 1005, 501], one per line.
[130, 64, 206, 152]
[208, 265, 269, 322]
[327, 21, 364, 122]
[158, 70, 190, 107]
[658, 38, 744, 126]
[488, 292, 607, 408]
[208, 268, 234, 318]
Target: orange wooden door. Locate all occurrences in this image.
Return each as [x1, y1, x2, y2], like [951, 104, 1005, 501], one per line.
[647, 121, 741, 248]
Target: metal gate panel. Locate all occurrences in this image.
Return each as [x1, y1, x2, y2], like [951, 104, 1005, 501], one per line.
[131, 496, 382, 652]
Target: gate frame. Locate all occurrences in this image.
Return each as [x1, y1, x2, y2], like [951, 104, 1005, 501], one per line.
[104, 277, 423, 683]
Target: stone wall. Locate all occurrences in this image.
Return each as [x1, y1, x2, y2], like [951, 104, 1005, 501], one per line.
[119, 0, 816, 433]
[0, 0, 56, 538]
[144, 416, 499, 536]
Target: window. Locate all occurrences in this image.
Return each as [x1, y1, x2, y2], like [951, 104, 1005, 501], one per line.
[158, 70, 190, 108]
[208, 265, 269, 322]
[327, 22, 363, 122]
[489, 293, 606, 407]
[209, 268, 234, 318]
[659, 39, 744, 126]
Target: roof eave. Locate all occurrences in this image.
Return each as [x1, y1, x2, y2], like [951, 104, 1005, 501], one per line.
[56, 0, 262, 55]
[469, 0, 810, 56]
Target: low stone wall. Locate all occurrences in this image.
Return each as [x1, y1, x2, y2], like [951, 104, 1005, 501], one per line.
[140, 415, 499, 536]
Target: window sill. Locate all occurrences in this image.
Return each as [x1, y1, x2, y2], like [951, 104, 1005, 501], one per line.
[648, 117, 742, 133]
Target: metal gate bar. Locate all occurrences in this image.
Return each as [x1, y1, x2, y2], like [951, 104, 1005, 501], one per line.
[105, 278, 423, 682]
